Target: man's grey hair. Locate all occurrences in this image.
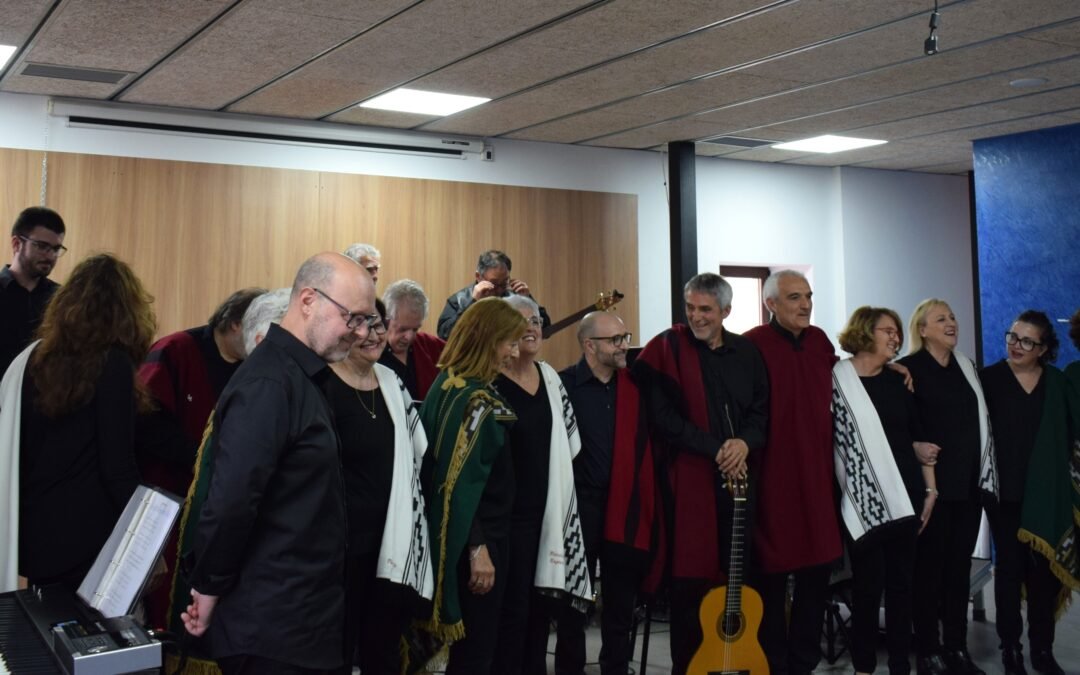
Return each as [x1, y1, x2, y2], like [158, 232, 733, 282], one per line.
[762, 269, 809, 304]
[684, 272, 733, 309]
[477, 249, 512, 275]
[243, 288, 291, 357]
[504, 294, 540, 317]
[383, 279, 429, 320]
[343, 242, 381, 263]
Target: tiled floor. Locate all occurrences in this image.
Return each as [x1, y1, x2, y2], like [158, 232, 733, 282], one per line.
[547, 584, 1080, 674]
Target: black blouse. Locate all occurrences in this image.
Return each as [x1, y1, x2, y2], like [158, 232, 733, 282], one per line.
[325, 372, 395, 554]
[496, 365, 552, 524]
[980, 360, 1045, 503]
[860, 368, 926, 510]
[899, 349, 981, 500]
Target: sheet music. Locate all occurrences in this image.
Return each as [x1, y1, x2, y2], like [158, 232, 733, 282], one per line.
[77, 485, 181, 618]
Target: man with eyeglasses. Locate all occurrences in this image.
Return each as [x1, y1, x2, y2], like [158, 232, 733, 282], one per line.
[1, 206, 66, 375]
[556, 311, 657, 675]
[182, 252, 376, 675]
[343, 242, 381, 285]
[436, 249, 551, 340]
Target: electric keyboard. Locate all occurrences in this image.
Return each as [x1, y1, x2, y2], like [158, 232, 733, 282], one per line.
[0, 587, 159, 674]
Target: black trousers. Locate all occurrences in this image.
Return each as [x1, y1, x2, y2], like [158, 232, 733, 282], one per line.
[218, 654, 333, 675]
[755, 563, 833, 675]
[849, 522, 918, 675]
[336, 549, 413, 675]
[987, 500, 1061, 652]
[912, 497, 982, 655]
[447, 535, 510, 675]
[555, 487, 646, 675]
[492, 520, 550, 675]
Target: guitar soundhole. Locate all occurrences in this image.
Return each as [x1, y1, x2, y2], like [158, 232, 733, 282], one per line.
[717, 610, 744, 641]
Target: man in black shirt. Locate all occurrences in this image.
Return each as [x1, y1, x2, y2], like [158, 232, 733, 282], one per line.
[633, 273, 769, 675]
[436, 249, 551, 339]
[182, 252, 377, 675]
[1, 207, 66, 375]
[557, 310, 651, 675]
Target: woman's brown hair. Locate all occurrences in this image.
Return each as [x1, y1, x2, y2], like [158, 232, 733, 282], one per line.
[30, 253, 157, 417]
[438, 298, 527, 383]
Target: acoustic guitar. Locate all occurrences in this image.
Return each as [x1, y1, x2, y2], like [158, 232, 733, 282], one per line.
[541, 289, 625, 339]
[687, 476, 769, 675]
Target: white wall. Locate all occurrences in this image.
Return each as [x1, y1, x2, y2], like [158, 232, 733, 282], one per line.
[838, 167, 976, 356]
[0, 91, 974, 349]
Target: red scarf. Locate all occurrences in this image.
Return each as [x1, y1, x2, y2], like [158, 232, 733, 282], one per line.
[635, 324, 723, 583]
[604, 369, 658, 555]
[411, 332, 445, 400]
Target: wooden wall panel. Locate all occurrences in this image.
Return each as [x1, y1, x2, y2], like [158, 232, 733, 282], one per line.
[1, 147, 638, 370]
[0, 148, 44, 237]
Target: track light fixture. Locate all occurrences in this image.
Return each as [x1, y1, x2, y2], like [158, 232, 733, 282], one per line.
[925, 0, 940, 55]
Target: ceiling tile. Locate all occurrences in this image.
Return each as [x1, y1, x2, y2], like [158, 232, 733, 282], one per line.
[580, 118, 730, 149]
[0, 0, 52, 49]
[120, 0, 413, 109]
[227, 0, 590, 119]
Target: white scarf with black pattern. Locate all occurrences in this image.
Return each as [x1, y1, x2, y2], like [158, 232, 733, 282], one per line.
[373, 363, 433, 600]
[535, 361, 593, 611]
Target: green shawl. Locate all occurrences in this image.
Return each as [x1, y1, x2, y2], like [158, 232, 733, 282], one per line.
[418, 369, 515, 644]
[1018, 365, 1080, 616]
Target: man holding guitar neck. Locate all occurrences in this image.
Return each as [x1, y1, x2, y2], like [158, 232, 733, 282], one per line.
[633, 272, 769, 675]
[435, 249, 551, 339]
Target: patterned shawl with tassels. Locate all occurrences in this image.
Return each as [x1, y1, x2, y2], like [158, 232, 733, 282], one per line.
[418, 369, 515, 644]
[1017, 365, 1080, 617]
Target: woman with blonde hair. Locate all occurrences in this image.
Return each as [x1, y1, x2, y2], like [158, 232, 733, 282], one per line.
[832, 306, 937, 675]
[1, 253, 156, 591]
[418, 297, 526, 675]
[899, 298, 996, 675]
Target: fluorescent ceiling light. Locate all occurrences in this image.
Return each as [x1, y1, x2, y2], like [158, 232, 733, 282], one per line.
[772, 135, 887, 153]
[360, 88, 490, 116]
[0, 45, 16, 70]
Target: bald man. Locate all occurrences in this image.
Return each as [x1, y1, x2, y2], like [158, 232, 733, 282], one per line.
[557, 312, 656, 675]
[183, 253, 376, 675]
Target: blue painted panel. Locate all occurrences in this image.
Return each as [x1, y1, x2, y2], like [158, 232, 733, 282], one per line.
[973, 122, 1080, 367]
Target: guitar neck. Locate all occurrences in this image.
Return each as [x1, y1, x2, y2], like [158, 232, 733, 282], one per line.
[726, 495, 747, 612]
[541, 307, 592, 339]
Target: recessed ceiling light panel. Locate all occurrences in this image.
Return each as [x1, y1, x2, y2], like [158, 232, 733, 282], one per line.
[0, 44, 17, 70]
[360, 88, 490, 116]
[772, 135, 887, 153]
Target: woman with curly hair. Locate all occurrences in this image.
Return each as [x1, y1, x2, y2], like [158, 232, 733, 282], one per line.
[0, 253, 156, 592]
[417, 297, 526, 675]
[981, 310, 1078, 675]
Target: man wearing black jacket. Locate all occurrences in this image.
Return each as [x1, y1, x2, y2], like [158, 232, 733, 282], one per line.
[182, 252, 376, 675]
[436, 249, 550, 339]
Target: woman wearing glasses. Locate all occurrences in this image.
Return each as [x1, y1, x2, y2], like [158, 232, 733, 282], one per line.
[491, 295, 591, 675]
[1, 254, 154, 592]
[981, 310, 1076, 675]
[832, 306, 937, 675]
[898, 299, 997, 675]
[419, 298, 526, 675]
[325, 298, 433, 675]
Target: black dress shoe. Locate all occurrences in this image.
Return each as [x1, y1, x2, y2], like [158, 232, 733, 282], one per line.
[1002, 646, 1028, 675]
[1029, 650, 1065, 675]
[942, 648, 986, 675]
[917, 654, 950, 675]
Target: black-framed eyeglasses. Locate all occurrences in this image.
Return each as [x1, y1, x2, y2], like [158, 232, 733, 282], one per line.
[18, 236, 68, 257]
[313, 288, 380, 330]
[525, 317, 543, 328]
[588, 333, 632, 347]
[1005, 331, 1043, 352]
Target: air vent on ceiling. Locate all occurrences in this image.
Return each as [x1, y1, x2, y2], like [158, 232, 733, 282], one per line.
[702, 136, 775, 148]
[22, 63, 131, 84]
